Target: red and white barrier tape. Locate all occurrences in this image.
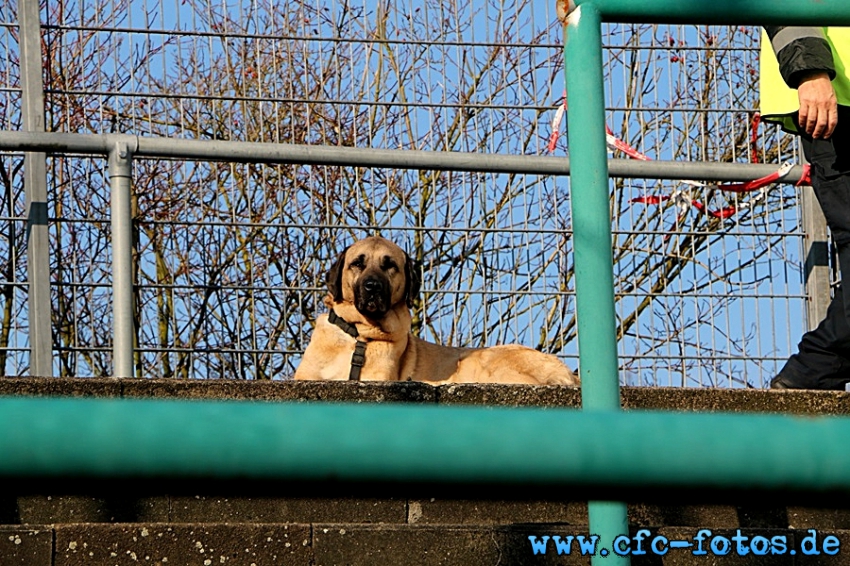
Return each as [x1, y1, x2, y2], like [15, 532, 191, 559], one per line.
[547, 100, 567, 153]
[548, 96, 809, 220]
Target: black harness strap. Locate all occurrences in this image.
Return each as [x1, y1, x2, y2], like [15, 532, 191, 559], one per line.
[328, 310, 367, 381]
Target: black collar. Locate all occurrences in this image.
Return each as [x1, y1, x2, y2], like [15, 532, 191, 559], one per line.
[328, 310, 367, 381]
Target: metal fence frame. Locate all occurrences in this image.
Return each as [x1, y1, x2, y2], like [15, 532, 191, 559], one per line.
[2, 129, 818, 378]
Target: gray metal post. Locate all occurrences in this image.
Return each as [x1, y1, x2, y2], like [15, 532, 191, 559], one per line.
[109, 143, 135, 378]
[19, 0, 52, 376]
[801, 182, 830, 331]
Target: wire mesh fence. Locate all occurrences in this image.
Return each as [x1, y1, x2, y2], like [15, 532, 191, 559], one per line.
[0, 0, 820, 386]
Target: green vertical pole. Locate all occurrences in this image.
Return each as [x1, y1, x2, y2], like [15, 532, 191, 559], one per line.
[564, 3, 620, 411]
[564, 3, 629, 564]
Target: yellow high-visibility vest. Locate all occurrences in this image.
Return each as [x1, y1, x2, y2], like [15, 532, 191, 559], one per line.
[760, 27, 850, 132]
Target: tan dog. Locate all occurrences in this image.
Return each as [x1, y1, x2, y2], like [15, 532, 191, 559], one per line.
[294, 236, 578, 385]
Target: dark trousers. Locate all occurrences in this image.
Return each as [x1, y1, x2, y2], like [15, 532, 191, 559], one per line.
[777, 106, 850, 389]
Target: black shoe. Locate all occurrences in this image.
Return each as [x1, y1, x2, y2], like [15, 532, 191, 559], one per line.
[769, 375, 806, 390]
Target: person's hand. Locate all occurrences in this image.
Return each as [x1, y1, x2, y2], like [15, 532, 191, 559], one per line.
[797, 72, 838, 139]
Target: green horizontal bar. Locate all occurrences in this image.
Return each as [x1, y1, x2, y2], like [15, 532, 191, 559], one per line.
[569, 0, 850, 25]
[2, 396, 850, 491]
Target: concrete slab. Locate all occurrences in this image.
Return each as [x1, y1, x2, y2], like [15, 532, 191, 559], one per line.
[788, 507, 850, 530]
[120, 379, 438, 403]
[311, 524, 504, 566]
[169, 495, 406, 524]
[407, 497, 587, 525]
[0, 526, 52, 566]
[0, 376, 121, 398]
[54, 523, 313, 566]
[436, 383, 581, 407]
[629, 504, 739, 529]
[17, 495, 169, 524]
[622, 386, 850, 416]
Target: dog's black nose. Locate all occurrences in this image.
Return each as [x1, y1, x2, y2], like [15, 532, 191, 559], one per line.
[363, 278, 383, 293]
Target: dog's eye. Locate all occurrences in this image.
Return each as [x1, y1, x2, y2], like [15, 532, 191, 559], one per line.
[381, 257, 398, 272]
[349, 256, 366, 269]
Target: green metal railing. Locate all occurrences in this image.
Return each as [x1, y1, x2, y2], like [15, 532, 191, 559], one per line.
[3, 396, 850, 489]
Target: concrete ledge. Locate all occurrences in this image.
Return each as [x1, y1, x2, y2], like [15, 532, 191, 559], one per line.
[1, 377, 849, 415]
[10, 489, 850, 531]
[0, 377, 123, 398]
[621, 386, 850, 415]
[14, 494, 850, 530]
[8, 524, 850, 566]
[435, 382, 583, 407]
[0, 377, 439, 404]
[17, 493, 850, 531]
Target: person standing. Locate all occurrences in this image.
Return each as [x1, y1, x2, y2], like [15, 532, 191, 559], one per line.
[761, 26, 850, 389]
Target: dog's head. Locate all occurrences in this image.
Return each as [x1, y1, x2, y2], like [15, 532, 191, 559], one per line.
[326, 236, 421, 319]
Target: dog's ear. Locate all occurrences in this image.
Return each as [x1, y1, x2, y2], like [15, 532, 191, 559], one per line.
[404, 254, 422, 308]
[325, 247, 348, 302]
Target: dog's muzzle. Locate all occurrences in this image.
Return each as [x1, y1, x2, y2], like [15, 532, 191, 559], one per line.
[354, 276, 390, 318]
